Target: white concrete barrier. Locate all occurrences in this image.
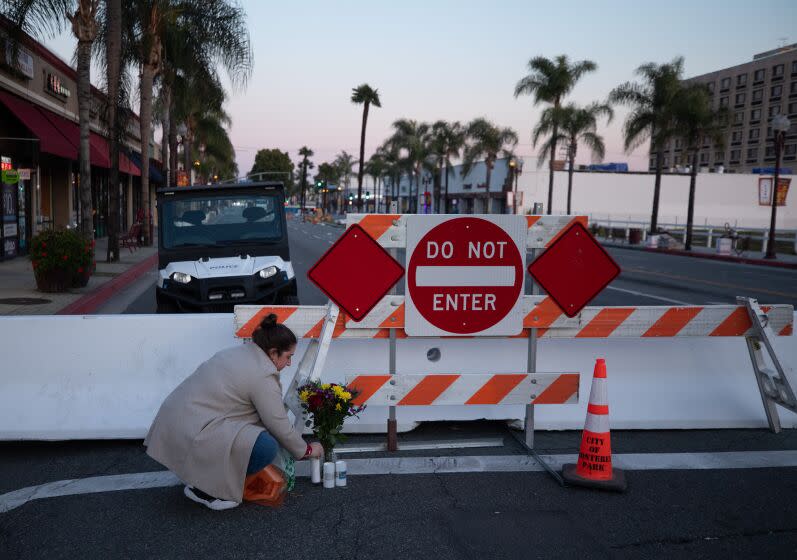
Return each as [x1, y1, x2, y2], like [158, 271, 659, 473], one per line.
[0, 313, 795, 440]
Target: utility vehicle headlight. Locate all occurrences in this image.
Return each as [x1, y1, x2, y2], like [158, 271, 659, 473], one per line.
[259, 266, 278, 279]
[171, 272, 193, 284]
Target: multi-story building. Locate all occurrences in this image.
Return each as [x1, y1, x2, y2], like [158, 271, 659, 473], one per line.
[654, 45, 797, 174]
[0, 17, 163, 261]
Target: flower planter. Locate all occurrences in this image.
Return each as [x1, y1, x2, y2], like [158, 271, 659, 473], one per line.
[71, 268, 92, 288]
[34, 268, 74, 293]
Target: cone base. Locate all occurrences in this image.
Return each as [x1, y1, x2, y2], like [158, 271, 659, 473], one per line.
[562, 464, 627, 493]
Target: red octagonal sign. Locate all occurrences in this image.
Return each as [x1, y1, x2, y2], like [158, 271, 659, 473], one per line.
[406, 216, 526, 336]
[528, 221, 620, 318]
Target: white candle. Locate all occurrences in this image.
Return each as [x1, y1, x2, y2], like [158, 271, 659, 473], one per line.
[323, 462, 335, 488]
[335, 460, 347, 487]
[310, 457, 321, 484]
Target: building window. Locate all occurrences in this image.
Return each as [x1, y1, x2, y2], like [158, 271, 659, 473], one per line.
[735, 92, 746, 105]
[719, 96, 729, 108]
[714, 150, 724, 161]
[752, 89, 763, 102]
[773, 64, 784, 78]
[769, 105, 782, 117]
[700, 152, 708, 163]
[771, 85, 783, 98]
[731, 130, 742, 143]
[792, 61, 797, 74]
[663, 156, 669, 167]
[674, 155, 681, 165]
[765, 146, 775, 158]
[675, 138, 682, 149]
[790, 102, 797, 115]
[737, 74, 747, 86]
[730, 149, 741, 161]
[791, 81, 797, 94]
[734, 111, 745, 124]
[785, 144, 797, 156]
[751, 108, 762, 122]
[707, 81, 715, 94]
[754, 69, 765, 83]
[720, 77, 730, 91]
[749, 128, 760, 141]
[746, 147, 758, 160]
[719, 113, 729, 126]
[767, 126, 774, 139]
[649, 157, 656, 169]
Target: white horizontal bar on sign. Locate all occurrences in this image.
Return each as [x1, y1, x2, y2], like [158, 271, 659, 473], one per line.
[415, 266, 517, 287]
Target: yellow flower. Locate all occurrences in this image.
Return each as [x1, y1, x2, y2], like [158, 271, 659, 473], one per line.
[321, 383, 331, 390]
[332, 385, 344, 397]
[342, 391, 352, 401]
[335, 403, 342, 411]
[299, 390, 310, 402]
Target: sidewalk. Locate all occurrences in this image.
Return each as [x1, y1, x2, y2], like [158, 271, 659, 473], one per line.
[600, 237, 797, 269]
[0, 236, 157, 316]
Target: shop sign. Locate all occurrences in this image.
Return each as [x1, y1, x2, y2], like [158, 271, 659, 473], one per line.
[176, 170, 189, 187]
[4, 223, 17, 237]
[2, 169, 20, 184]
[1, 156, 11, 171]
[758, 177, 790, 207]
[18, 169, 31, 180]
[46, 72, 71, 99]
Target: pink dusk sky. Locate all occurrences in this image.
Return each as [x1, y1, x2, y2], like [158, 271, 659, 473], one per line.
[44, 0, 796, 176]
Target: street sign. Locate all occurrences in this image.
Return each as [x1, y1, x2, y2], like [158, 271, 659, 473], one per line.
[308, 223, 404, 321]
[528, 221, 620, 318]
[405, 215, 526, 336]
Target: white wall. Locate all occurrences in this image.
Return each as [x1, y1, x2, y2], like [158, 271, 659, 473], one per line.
[517, 169, 797, 229]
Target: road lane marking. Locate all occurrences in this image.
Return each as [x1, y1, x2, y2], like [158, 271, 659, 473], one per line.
[3, 450, 797, 513]
[605, 286, 691, 305]
[622, 267, 797, 299]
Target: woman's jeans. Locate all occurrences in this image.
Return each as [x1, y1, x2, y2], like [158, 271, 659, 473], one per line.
[247, 431, 279, 475]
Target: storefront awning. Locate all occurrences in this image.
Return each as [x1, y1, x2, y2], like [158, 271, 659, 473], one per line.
[0, 90, 77, 160]
[87, 133, 140, 176]
[128, 151, 163, 183]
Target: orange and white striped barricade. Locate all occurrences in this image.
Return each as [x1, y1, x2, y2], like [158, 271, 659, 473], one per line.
[234, 213, 796, 468]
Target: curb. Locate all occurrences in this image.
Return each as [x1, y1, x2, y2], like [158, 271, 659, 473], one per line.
[602, 242, 797, 269]
[56, 254, 158, 315]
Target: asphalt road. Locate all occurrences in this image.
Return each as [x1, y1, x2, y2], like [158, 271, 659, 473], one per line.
[121, 218, 797, 313]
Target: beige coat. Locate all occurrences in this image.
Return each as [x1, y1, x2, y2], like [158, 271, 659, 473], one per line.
[144, 343, 307, 502]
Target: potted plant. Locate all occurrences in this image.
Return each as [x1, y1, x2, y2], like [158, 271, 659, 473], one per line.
[71, 236, 96, 288]
[29, 229, 93, 293]
[298, 381, 365, 462]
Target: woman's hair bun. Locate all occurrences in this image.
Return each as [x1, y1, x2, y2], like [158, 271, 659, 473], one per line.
[260, 313, 278, 328]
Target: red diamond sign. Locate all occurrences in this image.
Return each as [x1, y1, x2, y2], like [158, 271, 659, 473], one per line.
[528, 221, 620, 318]
[308, 224, 404, 321]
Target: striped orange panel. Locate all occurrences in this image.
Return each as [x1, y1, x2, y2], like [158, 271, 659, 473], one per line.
[710, 307, 752, 336]
[532, 373, 579, 404]
[236, 307, 298, 338]
[465, 374, 527, 405]
[642, 307, 702, 337]
[348, 375, 392, 406]
[397, 375, 460, 405]
[575, 308, 635, 338]
[354, 214, 399, 241]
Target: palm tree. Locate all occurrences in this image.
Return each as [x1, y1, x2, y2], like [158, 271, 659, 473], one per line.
[388, 119, 431, 213]
[534, 103, 613, 214]
[377, 140, 404, 212]
[126, 0, 252, 244]
[351, 84, 381, 212]
[671, 85, 727, 250]
[461, 118, 518, 214]
[364, 152, 387, 213]
[334, 151, 355, 212]
[515, 55, 597, 214]
[429, 121, 465, 214]
[297, 146, 314, 213]
[7, 0, 99, 237]
[609, 57, 684, 234]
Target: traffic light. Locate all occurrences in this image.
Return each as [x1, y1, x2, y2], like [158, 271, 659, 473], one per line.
[315, 180, 323, 189]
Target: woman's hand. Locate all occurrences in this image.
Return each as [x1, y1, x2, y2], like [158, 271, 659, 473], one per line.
[308, 442, 324, 459]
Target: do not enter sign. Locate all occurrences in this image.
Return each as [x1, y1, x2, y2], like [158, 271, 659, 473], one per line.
[405, 216, 527, 336]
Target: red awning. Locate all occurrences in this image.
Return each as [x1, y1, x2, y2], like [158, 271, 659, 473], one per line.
[89, 133, 111, 168]
[0, 90, 77, 160]
[121, 152, 141, 177]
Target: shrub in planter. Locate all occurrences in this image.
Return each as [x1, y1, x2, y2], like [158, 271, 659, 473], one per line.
[29, 229, 94, 292]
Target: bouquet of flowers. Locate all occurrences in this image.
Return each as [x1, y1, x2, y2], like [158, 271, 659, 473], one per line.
[298, 381, 365, 461]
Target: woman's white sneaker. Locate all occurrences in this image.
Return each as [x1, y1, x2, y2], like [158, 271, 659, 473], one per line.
[183, 486, 240, 511]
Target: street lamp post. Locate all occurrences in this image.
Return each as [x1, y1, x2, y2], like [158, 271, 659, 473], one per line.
[765, 115, 791, 259]
[508, 157, 524, 214]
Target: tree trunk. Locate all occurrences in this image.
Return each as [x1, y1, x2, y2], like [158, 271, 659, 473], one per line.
[566, 140, 576, 215]
[105, 0, 121, 261]
[300, 159, 307, 213]
[160, 84, 170, 187]
[76, 38, 93, 238]
[685, 150, 698, 251]
[444, 163, 450, 213]
[356, 103, 369, 212]
[650, 150, 663, 233]
[547, 125, 558, 215]
[484, 159, 493, 214]
[168, 99, 177, 187]
[139, 63, 155, 245]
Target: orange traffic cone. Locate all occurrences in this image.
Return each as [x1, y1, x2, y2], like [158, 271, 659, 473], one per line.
[562, 358, 627, 492]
